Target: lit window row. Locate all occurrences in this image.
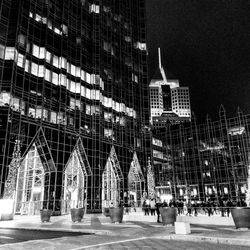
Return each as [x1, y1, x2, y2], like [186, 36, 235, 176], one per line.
[152, 138, 163, 147]
[31, 43, 105, 90]
[0, 46, 137, 119]
[29, 12, 68, 36]
[89, 4, 100, 14]
[0, 92, 129, 128]
[135, 42, 147, 51]
[132, 73, 138, 83]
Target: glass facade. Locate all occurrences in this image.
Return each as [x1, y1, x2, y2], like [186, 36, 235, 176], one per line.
[152, 107, 250, 203]
[0, 0, 150, 213]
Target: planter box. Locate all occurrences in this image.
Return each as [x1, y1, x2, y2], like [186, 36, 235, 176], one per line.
[231, 207, 250, 229]
[159, 207, 177, 226]
[40, 209, 52, 222]
[70, 208, 84, 222]
[109, 207, 124, 223]
[103, 208, 110, 217]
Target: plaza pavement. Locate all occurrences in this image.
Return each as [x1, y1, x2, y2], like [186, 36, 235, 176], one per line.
[0, 212, 250, 249]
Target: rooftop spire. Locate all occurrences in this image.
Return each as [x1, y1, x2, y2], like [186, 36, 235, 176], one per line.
[158, 47, 162, 69]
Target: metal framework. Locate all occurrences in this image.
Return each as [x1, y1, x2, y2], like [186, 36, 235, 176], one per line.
[14, 128, 56, 215]
[153, 107, 250, 203]
[0, 0, 150, 213]
[62, 137, 92, 213]
[128, 152, 144, 206]
[102, 146, 124, 208]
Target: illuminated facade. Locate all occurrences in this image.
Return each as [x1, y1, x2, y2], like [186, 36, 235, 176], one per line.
[149, 49, 191, 127]
[0, 0, 150, 214]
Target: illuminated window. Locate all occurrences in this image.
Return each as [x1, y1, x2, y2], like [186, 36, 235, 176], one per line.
[70, 64, 76, 76]
[52, 55, 59, 68]
[35, 13, 42, 22]
[81, 86, 86, 97]
[11, 97, 20, 111]
[32, 44, 39, 58]
[46, 51, 51, 63]
[50, 112, 57, 123]
[28, 107, 35, 117]
[75, 99, 81, 110]
[135, 42, 147, 51]
[61, 57, 67, 69]
[45, 69, 51, 82]
[54, 27, 61, 35]
[18, 34, 26, 47]
[17, 53, 24, 67]
[86, 105, 91, 115]
[0, 92, 11, 106]
[75, 82, 81, 94]
[38, 65, 44, 77]
[61, 24, 68, 36]
[31, 62, 38, 75]
[104, 128, 114, 139]
[86, 73, 91, 83]
[52, 72, 59, 85]
[43, 109, 48, 121]
[58, 112, 66, 125]
[70, 98, 76, 109]
[25, 59, 30, 72]
[70, 81, 76, 93]
[35, 106, 42, 118]
[60, 74, 67, 87]
[86, 88, 90, 99]
[89, 4, 100, 13]
[81, 70, 86, 81]
[5, 47, 15, 60]
[39, 47, 45, 59]
[76, 67, 81, 78]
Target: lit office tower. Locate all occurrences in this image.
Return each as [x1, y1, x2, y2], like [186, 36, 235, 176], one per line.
[0, 0, 150, 214]
[171, 87, 191, 119]
[149, 48, 191, 126]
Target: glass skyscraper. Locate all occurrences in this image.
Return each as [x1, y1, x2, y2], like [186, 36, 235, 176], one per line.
[0, 0, 150, 214]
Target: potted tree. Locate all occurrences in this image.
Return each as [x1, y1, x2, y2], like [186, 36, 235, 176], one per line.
[231, 154, 250, 229]
[109, 201, 124, 223]
[103, 207, 110, 217]
[40, 207, 52, 222]
[159, 203, 177, 226]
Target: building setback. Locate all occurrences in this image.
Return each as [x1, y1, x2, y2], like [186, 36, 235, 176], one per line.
[0, 0, 150, 214]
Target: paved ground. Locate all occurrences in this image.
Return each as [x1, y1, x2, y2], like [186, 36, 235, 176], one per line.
[0, 228, 88, 245]
[0, 213, 250, 249]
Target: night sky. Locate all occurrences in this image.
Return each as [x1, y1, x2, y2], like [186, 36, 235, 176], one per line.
[146, 0, 250, 122]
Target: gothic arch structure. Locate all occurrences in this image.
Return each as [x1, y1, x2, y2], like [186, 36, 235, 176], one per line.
[102, 146, 124, 208]
[62, 137, 92, 213]
[15, 128, 56, 215]
[128, 152, 145, 207]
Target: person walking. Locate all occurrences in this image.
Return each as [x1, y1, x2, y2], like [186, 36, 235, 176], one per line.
[226, 199, 233, 217]
[150, 198, 156, 215]
[155, 198, 162, 223]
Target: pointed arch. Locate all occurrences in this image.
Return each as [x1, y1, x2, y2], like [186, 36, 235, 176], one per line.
[65, 137, 92, 177]
[128, 152, 144, 182]
[20, 127, 56, 172]
[15, 128, 56, 215]
[102, 146, 124, 208]
[128, 152, 145, 207]
[62, 137, 92, 212]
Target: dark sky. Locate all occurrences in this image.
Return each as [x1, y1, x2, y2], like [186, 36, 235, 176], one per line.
[146, 0, 250, 122]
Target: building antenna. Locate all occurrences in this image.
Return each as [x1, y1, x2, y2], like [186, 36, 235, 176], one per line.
[158, 48, 168, 84]
[158, 47, 162, 69]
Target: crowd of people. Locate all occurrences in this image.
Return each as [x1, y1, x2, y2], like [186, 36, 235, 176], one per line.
[140, 197, 248, 220]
